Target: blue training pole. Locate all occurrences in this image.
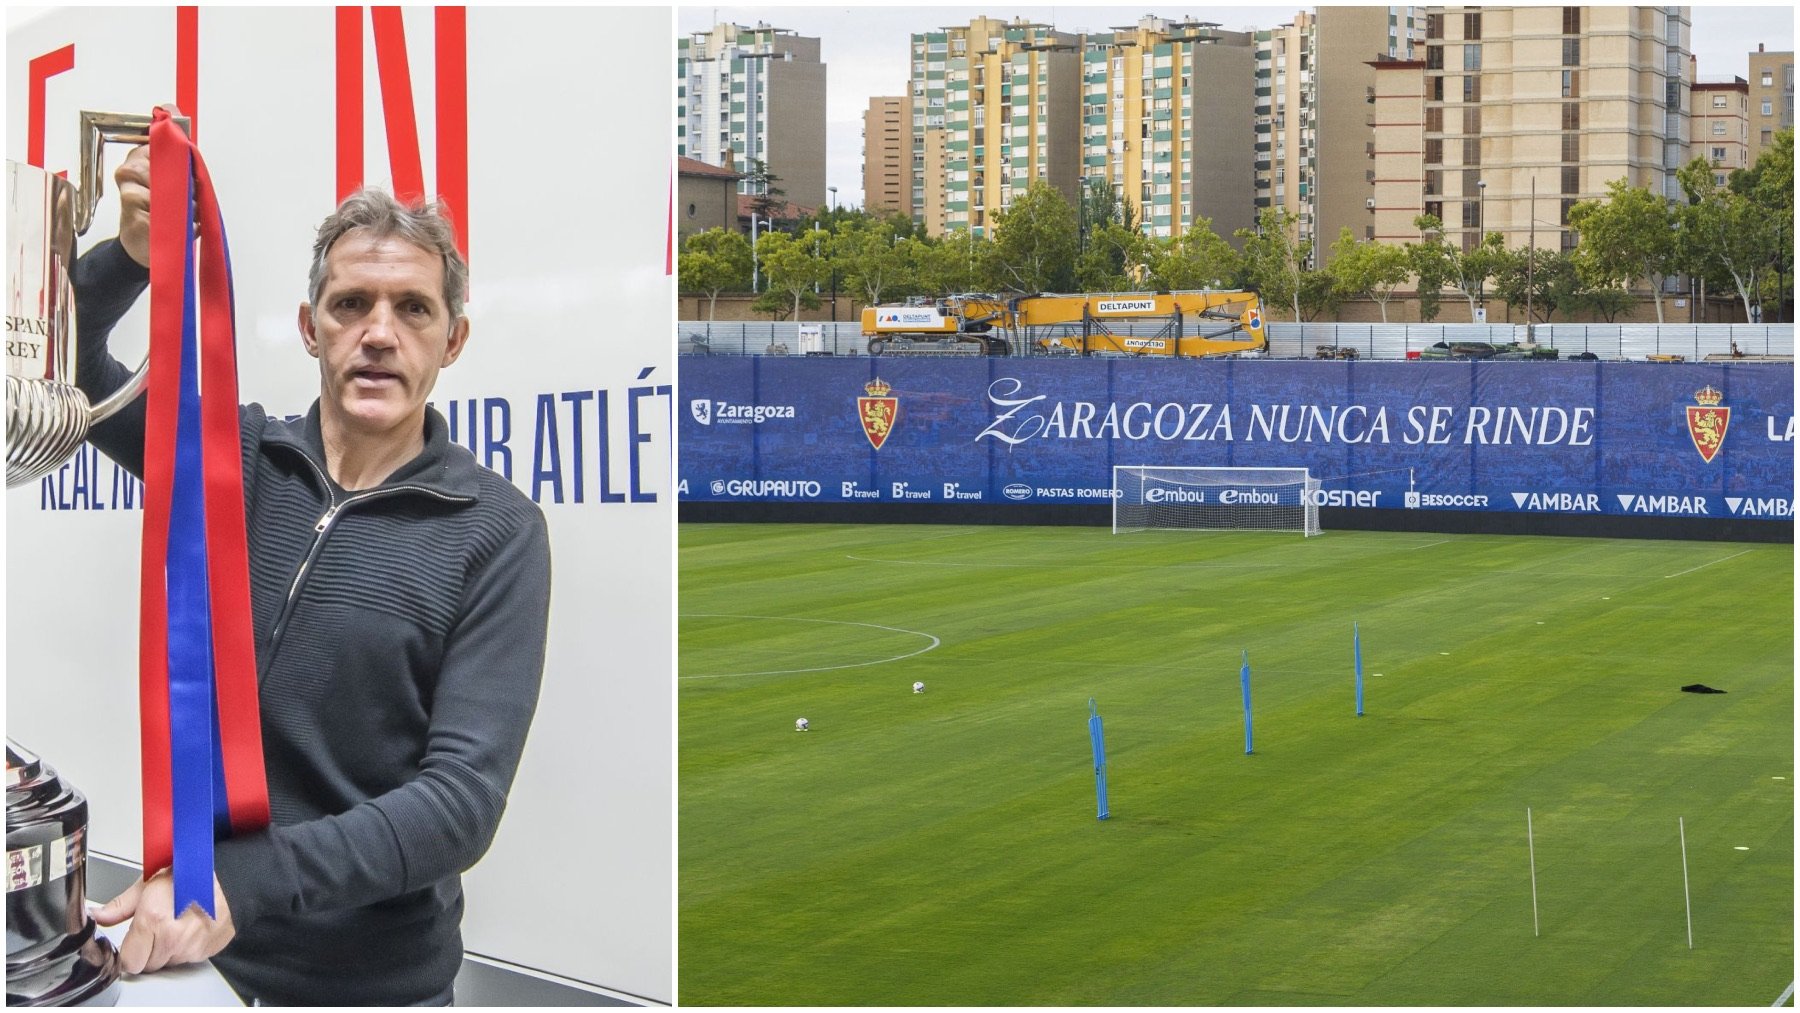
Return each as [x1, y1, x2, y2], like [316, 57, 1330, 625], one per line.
[1240, 650, 1254, 755]
[1088, 698, 1109, 820]
[1354, 622, 1365, 717]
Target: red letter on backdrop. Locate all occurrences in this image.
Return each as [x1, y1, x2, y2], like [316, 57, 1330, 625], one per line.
[335, 7, 469, 277]
[177, 7, 198, 139]
[28, 45, 76, 169]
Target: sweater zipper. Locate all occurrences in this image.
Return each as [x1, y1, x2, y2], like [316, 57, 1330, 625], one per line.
[261, 451, 473, 675]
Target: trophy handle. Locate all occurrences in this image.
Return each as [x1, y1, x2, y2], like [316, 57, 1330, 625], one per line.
[74, 111, 191, 235]
[74, 111, 189, 426]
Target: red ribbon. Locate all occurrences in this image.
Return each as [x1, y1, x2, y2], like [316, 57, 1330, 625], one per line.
[140, 108, 267, 882]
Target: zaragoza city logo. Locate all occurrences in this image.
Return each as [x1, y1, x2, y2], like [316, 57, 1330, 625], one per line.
[857, 377, 899, 450]
[1685, 385, 1729, 463]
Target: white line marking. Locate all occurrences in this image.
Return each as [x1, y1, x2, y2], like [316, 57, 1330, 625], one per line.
[1772, 981, 1794, 1007]
[1409, 540, 1451, 550]
[679, 614, 941, 679]
[1664, 548, 1753, 579]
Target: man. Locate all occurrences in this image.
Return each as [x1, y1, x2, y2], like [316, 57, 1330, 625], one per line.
[74, 141, 552, 1006]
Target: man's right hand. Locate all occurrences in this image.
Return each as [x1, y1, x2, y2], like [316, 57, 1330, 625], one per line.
[115, 142, 151, 268]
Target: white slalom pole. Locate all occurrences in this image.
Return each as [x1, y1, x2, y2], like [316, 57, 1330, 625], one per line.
[1527, 807, 1540, 938]
[1680, 817, 1694, 949]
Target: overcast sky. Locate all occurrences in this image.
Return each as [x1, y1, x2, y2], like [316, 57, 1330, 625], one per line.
[677, 4, 1796, 208]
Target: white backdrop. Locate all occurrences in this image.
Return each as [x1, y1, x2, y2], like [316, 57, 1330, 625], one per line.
[5, 7, 672, 1002]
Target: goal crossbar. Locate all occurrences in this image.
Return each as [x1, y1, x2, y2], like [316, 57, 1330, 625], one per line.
[1112, 465, 1321, 536]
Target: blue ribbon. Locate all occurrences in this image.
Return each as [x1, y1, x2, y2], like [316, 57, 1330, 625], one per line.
[164, 156, 221, 917]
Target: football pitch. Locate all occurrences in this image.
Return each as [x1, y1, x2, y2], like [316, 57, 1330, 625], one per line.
[678, 523, 1794, 1005]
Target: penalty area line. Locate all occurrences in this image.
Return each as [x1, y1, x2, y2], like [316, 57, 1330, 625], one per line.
[1774, 981, 1795, 1007]
[1663, 548, 1753, 579]
[678, 614, 941, 679]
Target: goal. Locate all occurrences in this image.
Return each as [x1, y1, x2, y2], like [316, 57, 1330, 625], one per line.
[1112, 466, 1321, 536]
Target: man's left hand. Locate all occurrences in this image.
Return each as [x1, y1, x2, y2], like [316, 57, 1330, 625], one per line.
[92, 869, 235, 974]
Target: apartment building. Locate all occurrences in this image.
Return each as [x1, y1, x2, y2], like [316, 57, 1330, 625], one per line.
[1370, 6, 1692, 254]
[1075, 16, 1254, 241]
[1310, 7, 1421, 264]
[908, 17, 1082, 237]
[863, 96, 909, 215]
[1690, 78, 1750, 187]
[678, 22, 828, 210]
[1747, 45, 1795, 162]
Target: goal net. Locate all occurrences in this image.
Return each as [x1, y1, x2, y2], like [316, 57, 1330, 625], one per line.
[1112, 466, 1321, 536]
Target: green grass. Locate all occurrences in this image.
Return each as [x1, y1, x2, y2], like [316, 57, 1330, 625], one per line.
[679, 524, 1794, 1005]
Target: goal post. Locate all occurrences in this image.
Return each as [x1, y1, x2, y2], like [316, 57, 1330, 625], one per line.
[1112, 466, 1321, 536]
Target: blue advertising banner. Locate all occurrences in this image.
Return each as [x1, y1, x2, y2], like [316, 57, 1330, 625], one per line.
[678, 359, 1795, 520]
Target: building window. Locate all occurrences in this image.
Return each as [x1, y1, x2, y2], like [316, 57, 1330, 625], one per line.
[1426, 45, 1443, 70]
[1463, 105, 1481, 133]
[1425, 138, 1443, 163]
[1425, 200, 1443, 222]
[1762, 99, 1774, 116]
[1562, 70, 1579, 98]
[1426, 106, 1443, 132]
[1424, 169, 1442, 195]
[1463, 12, 1481, 40]
[1713, 93, 1728, 109]
[1762, 71, 1774, 87]
[1426, 13, 1443, 39]
[1562, 103, 1580, 130]
[1561, 165, 1578, 193]
[1711, 146, 1727, 159]
[1563, 38, 1580, 67]
[1463, 137, 1480, 164]
[1713, 121, 1728, 135]
[1715, 173, 1728, 186]
[1463, 75, 1481, 103]
[1562, 7, 1581, 34]
[1462, 200, 1479, 228]
[1464, 44, 1481, 71]
[1431, 76, 1445, 101]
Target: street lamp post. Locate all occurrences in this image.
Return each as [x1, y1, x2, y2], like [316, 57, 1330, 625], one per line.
[1526, 176, 1535, 336]
[1476, 179, 1487, 321]
[750, 212, 775, 293]
[826, 187, 839, 323]
[828, 185, 838, 213]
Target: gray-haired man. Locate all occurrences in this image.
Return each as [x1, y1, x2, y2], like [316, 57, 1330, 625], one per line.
[76, 141, 551, 1006]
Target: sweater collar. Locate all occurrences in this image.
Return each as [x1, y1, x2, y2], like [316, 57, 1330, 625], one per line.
[262, 401, 482, 500]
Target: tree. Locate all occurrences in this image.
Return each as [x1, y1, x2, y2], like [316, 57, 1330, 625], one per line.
[1147, 218, 1242, 292]
[1566, 177, 1681, 323]
[832, 218, 910, 308]
[1235, 207, 1306, 320]
[756, 231, 826, 321]
[1297, 265, 1342, 321]
[1406, 215, 1450, 322]
[985, 180, 1078, 293]
[1676, 157, 1782, 323]
[906, 234, 979, 297]
[1730, 128, 1794, 321]
[1075, 220, 1152, 291]
[1328, 228, 1411, 323]
[677, 228, 753, 320]
[742, 159, 790, 224]
[1406, 215, 1500, 321]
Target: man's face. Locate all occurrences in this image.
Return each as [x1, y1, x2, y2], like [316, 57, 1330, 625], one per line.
[299, 230, 468, 442]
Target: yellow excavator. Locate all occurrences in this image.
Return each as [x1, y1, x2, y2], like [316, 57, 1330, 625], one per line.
[860, 290, 1266, 358]
[860, 295, 1012, 356]
[1020, 291, 1265, 358]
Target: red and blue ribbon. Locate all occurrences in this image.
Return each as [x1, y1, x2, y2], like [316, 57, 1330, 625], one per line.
[143, 108, 267, 916]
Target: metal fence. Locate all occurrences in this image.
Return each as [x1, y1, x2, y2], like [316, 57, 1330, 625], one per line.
[678, 320, 1795, 361]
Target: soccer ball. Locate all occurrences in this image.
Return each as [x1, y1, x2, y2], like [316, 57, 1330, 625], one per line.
[795, 717, 809, 732]
[913, 682, 925, 694]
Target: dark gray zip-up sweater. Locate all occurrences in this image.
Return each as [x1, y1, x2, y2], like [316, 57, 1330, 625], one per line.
[72, 240, 552, 1005]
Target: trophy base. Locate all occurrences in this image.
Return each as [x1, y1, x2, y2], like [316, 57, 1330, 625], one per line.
[5, 923, 120, 1007]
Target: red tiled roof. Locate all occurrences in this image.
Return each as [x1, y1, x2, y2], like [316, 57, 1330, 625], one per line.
[736, 194, 815, 221]
[678, 156, 743, 180]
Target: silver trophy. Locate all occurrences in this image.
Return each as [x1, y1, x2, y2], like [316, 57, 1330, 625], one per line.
[5, 111, 179, 488]
[7, 111, 186, 1006]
